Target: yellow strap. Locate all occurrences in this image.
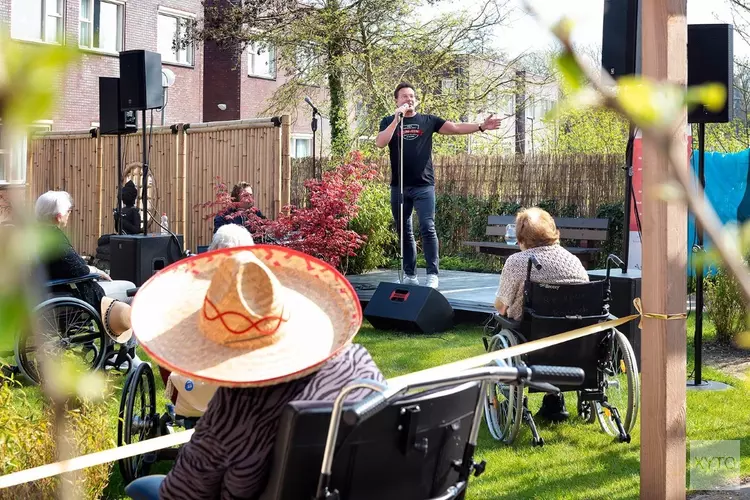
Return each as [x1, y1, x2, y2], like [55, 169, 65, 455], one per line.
[0, 297, 686, 488]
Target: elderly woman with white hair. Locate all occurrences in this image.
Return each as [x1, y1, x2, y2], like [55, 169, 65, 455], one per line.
[36, 190, 140, 364]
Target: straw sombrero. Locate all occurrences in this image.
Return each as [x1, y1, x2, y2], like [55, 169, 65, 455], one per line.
[100, 297, 133, 344]
[130, 245, 363, 388]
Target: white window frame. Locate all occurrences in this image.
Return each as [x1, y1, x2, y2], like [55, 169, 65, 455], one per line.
[11, 0, 65, 45]
[158, 7, 196, 66]
[291, 134, 313, 159]
[248, 42, 276, 79]
[0, 122, 52, 184]
[79, 0, 124, 53]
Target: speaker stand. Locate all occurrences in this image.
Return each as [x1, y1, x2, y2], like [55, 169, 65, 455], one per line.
[116, 131, 123, 234]
[141, 109, 149, 236]
[688, 121, 714, 390]
[621, 123, 636, 273]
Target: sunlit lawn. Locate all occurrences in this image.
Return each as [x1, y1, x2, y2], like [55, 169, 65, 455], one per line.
[2, 315, 750, 499]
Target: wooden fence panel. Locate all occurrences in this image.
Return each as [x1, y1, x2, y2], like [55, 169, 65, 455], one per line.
[28, 132, 100, 254]
[27, 117, 288, 255]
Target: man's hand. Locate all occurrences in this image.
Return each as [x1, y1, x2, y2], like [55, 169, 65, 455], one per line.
[394, 103, 410, 118]
[480, 113, 503, 131]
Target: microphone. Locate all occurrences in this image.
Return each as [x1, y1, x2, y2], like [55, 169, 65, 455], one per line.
[304, 96, 319, 114]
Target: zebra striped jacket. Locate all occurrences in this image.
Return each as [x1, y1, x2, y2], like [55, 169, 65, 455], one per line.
[159, 344, 384, 499]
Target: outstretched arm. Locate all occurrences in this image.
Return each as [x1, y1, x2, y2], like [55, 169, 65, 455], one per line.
[438, 114, 503, 136]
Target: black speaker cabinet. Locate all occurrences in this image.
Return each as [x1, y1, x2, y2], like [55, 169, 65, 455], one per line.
[110, 234, 184, 286]
[119, 50, 165, 112]
[688, 24, 734, 124]
[602, 0, 640, 78]
[588, 268, 642, 369]
[99, 77, 137, 136]
[364, 283, 454, 334]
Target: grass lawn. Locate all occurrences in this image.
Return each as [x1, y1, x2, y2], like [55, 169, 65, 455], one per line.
[3, 315, 750, 499]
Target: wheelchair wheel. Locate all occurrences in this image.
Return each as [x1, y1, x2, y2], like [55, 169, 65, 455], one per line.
[15, 297, 107, 384]
[118, 362, 158, 484]
[595, 328, 640, 437]
[483, 329, 524, 443]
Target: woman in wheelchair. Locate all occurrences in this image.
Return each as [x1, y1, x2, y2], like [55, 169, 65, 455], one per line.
[36, 191, 141, 363]
[494, 207, 589, 422]
[128, 244, 383, 499]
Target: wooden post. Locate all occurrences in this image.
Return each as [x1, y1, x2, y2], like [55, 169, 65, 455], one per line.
[95, 129, 103, 238]
[280, 114, 291, 213]
[640, 0, 688, 498]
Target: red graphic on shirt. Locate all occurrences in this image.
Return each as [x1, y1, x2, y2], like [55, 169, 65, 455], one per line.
[397, 124, 423, 141]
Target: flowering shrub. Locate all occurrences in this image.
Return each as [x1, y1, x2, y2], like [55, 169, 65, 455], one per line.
[204, 152, 378, 271]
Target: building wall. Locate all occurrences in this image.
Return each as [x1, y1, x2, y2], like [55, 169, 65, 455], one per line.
[1, 0, 204, 131]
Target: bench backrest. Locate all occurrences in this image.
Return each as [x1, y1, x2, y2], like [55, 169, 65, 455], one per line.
[485, 215, 609, 242]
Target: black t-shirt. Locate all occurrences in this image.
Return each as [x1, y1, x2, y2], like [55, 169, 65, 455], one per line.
[379, 113, 446, 187]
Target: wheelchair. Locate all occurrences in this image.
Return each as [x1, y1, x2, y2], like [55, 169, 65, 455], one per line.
[1, 274, 137, 384]
[117, 362, 203, 484]
[124, 362, 586, 500]
[482, 254, 640, 446]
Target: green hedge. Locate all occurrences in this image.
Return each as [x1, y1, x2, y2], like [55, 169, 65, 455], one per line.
[348, 189, 626, 274]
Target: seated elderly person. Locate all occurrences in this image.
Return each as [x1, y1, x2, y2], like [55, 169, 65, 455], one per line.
[129, 243, 383, 499]
[36, 190, 141, 362]
[494, 207, 589, 422]
[213, 181, 266, 234]
[157, 224, 255, 417]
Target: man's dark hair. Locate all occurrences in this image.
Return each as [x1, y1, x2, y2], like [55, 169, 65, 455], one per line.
[231, 182, 252, 202]
[394, 82, 415, 100]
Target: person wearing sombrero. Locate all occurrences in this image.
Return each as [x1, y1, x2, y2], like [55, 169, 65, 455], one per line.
[129, 245, 384, 499]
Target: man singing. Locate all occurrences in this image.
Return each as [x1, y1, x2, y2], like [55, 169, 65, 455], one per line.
[376, 82, 502, 289]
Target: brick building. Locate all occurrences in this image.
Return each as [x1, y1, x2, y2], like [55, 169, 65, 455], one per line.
[0, 0, 323, 186]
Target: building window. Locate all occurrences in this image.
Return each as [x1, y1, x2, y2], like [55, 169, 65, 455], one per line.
[158, 11, 195, 65]
[441, 78, 456, 95]
[248, 43, 276, 78]
[11, 0, 64, 44]
[0, 124, 52, 184]
[296, 47, 317, 81]
[79, 0, 123, 52]
[292, 137, 312, 158]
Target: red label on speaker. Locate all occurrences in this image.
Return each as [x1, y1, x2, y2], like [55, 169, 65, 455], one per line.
[389, 289, 410, 302]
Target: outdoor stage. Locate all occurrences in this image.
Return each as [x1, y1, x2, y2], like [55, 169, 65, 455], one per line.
[346, 269, 499, 315]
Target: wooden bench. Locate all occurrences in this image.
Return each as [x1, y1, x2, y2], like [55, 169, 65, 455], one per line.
[463, 215, 610, 269]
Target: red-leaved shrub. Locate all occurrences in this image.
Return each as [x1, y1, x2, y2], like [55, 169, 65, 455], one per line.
[203, 152, 378, 271]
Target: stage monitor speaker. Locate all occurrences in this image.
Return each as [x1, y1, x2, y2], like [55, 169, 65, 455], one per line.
[364, 283, 454, 334]
[601, 0, 640, 78]
[110, 234, 184, 287]
[588, 269, 642, 369]
[99, 77, 137, 136]
[119, 50, 165, 112]
[688, 24, 734, 124]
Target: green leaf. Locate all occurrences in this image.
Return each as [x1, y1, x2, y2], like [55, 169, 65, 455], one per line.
[0, 37, 79, 130]
[555, 51, 586, 92]
[686, 83, 727, 113]
[615, 76, 684, 128]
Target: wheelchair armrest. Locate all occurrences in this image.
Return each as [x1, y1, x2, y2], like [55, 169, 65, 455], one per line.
[126, 287, 139, 297]
[125, 475, 165, 500]
[46, 273, 100, 288]
[494, 313, 521, 331]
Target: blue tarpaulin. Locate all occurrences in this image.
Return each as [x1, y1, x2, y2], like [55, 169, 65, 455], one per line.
[687, 148, 750, 276]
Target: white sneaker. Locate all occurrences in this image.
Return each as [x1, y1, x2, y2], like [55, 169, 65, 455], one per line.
[402, 275, 419, 286]
[425, 274, 439, 289]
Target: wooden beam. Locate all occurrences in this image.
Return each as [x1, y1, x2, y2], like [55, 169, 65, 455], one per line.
[640, 0, 688, 498]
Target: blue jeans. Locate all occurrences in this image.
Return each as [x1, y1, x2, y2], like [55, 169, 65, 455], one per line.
[391, 186, 439, 276]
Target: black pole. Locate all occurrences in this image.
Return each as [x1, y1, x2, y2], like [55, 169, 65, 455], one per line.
[141, 109, 148, 236]
[622, 123, 636, 273]
[695, 122, 706, 385]
[116, 132, 123, 234]
[311, 112, 318, 179]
